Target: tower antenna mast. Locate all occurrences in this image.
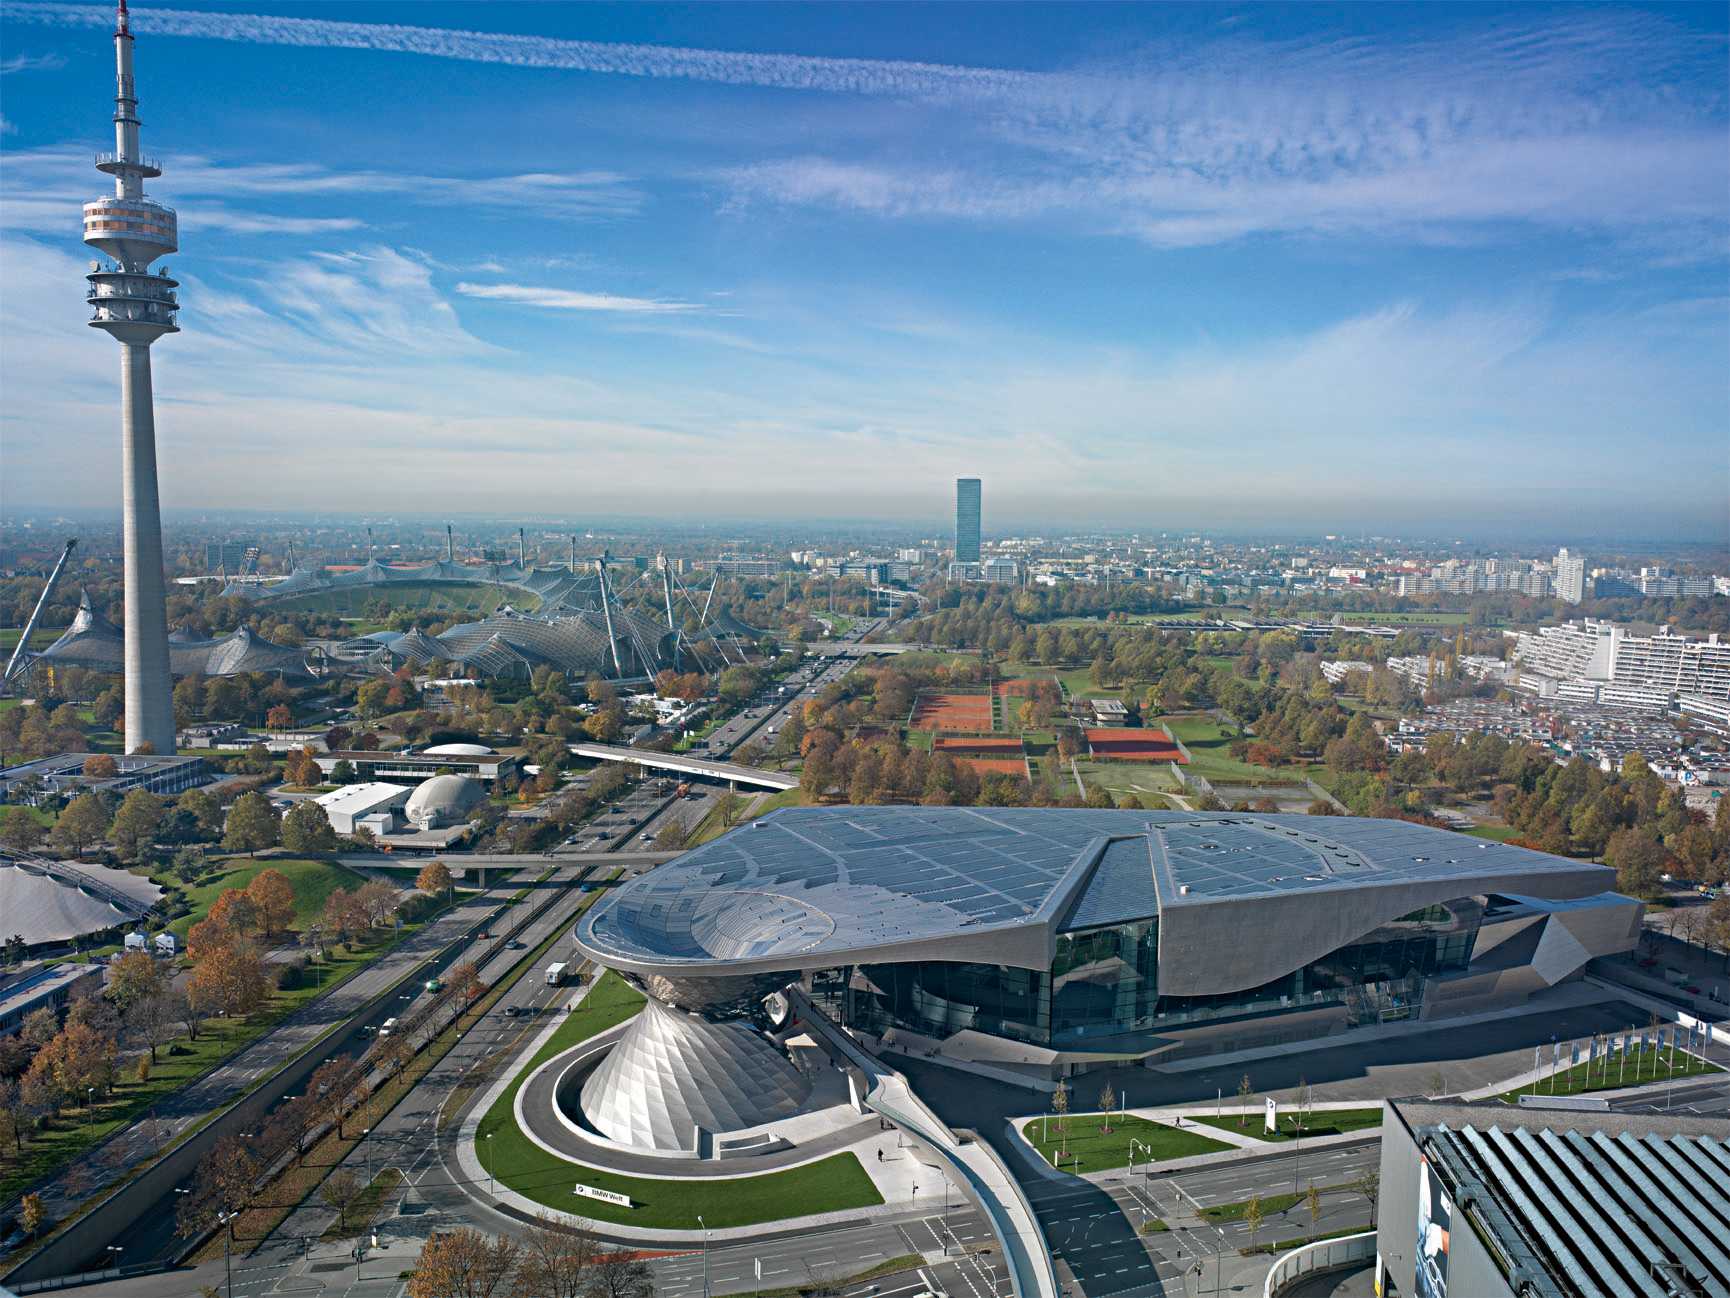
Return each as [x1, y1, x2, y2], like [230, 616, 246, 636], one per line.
[85, 0, 179, 754]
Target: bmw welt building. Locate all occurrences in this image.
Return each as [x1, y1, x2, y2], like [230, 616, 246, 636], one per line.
[574, 808, 1638, 1108]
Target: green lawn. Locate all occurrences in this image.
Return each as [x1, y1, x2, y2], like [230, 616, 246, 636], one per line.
[998, 663, 1131, 704]
[1499, 1046, 1722, 1103]
[1160, 715, 1306, 786]
[475, 972, 883, 1228]
[167, 857, 366, 940]
[1202, 1190, 1305, 1223]
[0, 626, 67, 651]
[1188, 1108, 1383, 1143]
[1023, 1113, 1230, 1175]
[1073, 759, 1181, 800]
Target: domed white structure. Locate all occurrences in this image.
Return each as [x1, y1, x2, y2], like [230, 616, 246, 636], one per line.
[404, 774, 485, 830]
[578, 997, 811, 1153]
[422, 742, 495, 757]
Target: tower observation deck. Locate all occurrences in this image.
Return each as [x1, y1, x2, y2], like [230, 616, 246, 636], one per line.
[85, 0, 178, 754]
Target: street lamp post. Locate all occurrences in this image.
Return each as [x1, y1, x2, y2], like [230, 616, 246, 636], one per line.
[217, 1210, 235, 1298]
[698, 1214, 709, 1298]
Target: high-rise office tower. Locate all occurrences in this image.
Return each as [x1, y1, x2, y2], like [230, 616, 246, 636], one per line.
[955, 478, 981, 563]
[1553, 547, 1586, 605]
[84, 0, 179, 754]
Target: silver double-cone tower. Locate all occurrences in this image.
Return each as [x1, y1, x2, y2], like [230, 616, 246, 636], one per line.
[579, 997, 811, 1153]
[84, 0, 178, 754]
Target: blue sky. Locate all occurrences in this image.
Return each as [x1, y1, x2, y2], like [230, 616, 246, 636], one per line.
[2, 1, 1726, 537]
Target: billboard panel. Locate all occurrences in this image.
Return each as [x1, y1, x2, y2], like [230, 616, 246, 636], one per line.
[1415, 1154, 1452, 1298]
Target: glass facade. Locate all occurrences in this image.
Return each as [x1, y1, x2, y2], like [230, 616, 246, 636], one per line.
[839, 899, 1482, 1049]
[955, 478, 982, 563]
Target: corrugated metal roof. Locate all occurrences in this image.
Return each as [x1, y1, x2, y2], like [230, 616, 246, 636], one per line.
[1425, 1119, 1730, 1298]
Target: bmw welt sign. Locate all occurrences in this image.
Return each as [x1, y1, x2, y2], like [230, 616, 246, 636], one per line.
[573, 1183, 633, 1208]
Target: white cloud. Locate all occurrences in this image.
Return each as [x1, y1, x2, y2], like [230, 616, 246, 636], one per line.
[8, 3, 1723, 250]
[4, 227, 1721, 526]
[0, 51, 65, 73]
[0, 147, 640, 238]
[454, 282, 702, 314]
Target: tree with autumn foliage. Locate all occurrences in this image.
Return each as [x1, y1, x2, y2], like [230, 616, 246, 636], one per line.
[406, 1228, 520, 1298]
[282, 746, 321, 788]
[208, 889, 259, 937]
[416, 859, 454, 902]
[187, 936, 271, 1019]
[246, 867, 297, 935]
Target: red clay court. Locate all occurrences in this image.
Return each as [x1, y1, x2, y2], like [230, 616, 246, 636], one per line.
[931, 735, 1028, 777]
[953, 758, 1030, 776]
[1086, 727, 1187, 763]
[911, 692, 994, 732]
[933, 736, 1025, 755]
[994, 678, 1040, 698]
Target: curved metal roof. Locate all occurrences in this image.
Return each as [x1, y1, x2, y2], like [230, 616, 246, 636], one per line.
[32, 592, 310, 679]
[576, 807, 1618, 995]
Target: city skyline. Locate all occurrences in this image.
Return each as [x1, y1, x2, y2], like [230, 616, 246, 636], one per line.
[0, 2, 1725, 537]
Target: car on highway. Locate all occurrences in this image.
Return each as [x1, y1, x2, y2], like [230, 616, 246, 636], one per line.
[425, 977, 444, 993]
[508, 939, 525, 950]
[380, 1017, 398, 1036]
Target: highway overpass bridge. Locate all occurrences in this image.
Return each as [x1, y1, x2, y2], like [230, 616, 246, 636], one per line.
[566, 743, 799, 790]
[807, 641, 978, 656]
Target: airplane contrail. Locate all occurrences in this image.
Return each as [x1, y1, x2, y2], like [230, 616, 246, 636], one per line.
[5, 2, 1051, 103]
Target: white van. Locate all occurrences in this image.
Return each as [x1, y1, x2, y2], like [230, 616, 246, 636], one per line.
[379, 1018, 399, 1036]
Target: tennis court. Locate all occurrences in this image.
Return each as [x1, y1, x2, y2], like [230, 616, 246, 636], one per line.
[911, 691, 995, 732]
[1086, 727, 1187, 763]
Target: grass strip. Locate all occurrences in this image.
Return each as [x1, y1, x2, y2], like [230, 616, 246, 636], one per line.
[1186, 1109, 1383, 1143]
[1201, 1191, 1304, 1223]
[321, 1168, 402, 1241]
[1497, 1047, 1720, 1103]
[1023, 1113, 1230, 1175]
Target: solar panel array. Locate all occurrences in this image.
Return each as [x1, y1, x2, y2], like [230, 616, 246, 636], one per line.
[1425, 1121, 1730, 1296]
[580, 807, 1609, 967]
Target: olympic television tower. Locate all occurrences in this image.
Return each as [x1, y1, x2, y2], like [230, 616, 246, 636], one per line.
[84, 0, 178, 754]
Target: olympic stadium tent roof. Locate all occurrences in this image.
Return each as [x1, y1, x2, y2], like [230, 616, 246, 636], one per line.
[224, 559, 612, 616]
[576, 807, 1619, 996]
[370, 609, 676, 680]
[0, 859, 163, 945]
[30, 593, 311, 679]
